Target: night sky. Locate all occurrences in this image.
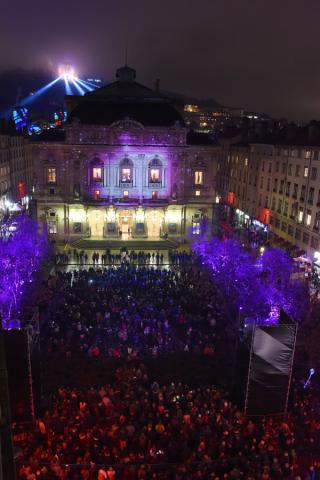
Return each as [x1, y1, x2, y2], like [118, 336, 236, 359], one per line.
[1, 0, 319, 121]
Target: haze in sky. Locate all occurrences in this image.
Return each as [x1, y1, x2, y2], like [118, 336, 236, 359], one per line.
[1, 0, 319, 121]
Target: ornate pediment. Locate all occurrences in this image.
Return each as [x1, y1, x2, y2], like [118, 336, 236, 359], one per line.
[109, 117, 145, 132]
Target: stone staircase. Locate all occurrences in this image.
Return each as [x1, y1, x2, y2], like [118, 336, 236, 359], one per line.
[70, 237, 180, 250]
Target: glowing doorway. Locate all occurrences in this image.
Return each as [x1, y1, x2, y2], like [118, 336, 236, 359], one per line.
[146, 209, 163, 238]
[88, 210, 104, 238]
[119, 209, 133, 239]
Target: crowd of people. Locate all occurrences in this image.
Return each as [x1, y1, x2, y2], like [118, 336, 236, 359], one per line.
[39, 264, 221, 359]
[16, 363, 316, 480]
[54, 249, 193, 266]
[14, 246, 320, 479]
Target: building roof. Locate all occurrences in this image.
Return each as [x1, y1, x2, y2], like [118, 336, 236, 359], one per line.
[68, 101, 184, 127]
[186, 130, 217, 145]
[67, 66, 185, 128]
[34, 129, 66, 142]
[247, 122, 320, 148]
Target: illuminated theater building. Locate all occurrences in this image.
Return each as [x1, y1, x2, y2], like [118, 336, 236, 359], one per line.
[32, 66, 218, 242]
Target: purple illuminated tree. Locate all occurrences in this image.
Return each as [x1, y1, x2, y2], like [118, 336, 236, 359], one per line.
[0, 216, 50, 329]
[193, 236, 308, 325]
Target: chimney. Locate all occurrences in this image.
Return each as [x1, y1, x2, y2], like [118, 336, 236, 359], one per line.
[155, 78, 160, 93]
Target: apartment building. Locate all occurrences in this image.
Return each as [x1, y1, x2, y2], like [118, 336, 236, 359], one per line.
[217, 123, 320, 257]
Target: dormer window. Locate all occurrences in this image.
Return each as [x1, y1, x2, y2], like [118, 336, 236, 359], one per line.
[92, 167, 102, 181]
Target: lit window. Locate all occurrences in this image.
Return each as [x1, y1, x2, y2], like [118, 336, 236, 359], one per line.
[152, 191, 158, 199]
[194, 171, 203, 185]
[195, 190, 201, 196]
[94, 190, 100, 199]
[304, 167, 309, 178]
[150, 168, 160, 182]
[47, 167, 56, 183]
[121, 168, 131, 182]
[298, 210, 303, 223]
[307, 212, 312, 226]
[192, 222, 200, 235]
[123, 190, 129, 198]
[245, 158, 248, 166]
[92, 167, 102, 180]
[48, 221, 57, 234]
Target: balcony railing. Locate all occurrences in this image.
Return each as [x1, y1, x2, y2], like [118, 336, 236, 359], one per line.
[143, 198, 168, 205]
[119, 180, 133, 188]
[148, 181, 162, 188]
[113, 197, 139, 205]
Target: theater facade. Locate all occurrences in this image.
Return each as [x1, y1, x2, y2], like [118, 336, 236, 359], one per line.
[32, 66, 218, 242]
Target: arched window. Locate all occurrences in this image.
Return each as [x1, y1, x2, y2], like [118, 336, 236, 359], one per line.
[119, 158, 133, 185]
[148, 157, 162, 185]
[90, 157, 103, 182]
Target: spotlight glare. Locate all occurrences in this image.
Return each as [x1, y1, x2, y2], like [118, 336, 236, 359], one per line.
[58, 63, 76, 81]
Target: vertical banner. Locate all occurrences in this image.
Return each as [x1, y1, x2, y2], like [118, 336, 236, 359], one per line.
[245, 323, 297, 416]
[4, 329, 34, 423]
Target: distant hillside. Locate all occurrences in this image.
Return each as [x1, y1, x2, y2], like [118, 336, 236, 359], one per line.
[160, 90, 223, 110]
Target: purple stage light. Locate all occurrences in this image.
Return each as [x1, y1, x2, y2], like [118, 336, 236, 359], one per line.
[71, 79, 85, 95]
[20, 77, 61, 107]
[75, 78, 94, 91]
[82, 79, 99, 88]
[64, 78, 73, 95]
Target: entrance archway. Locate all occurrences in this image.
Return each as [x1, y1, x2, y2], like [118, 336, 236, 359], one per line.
[119, 209, 133, 239]
[146, 209, 163, 238]
[88, 209, 104, 238]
